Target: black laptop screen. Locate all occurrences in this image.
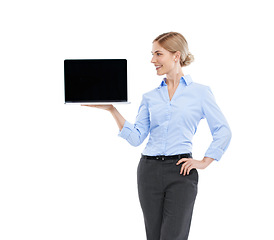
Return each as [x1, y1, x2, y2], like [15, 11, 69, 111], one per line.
[64, 59, 127, 103]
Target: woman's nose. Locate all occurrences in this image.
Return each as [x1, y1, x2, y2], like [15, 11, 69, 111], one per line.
[151, 55, 156, 63]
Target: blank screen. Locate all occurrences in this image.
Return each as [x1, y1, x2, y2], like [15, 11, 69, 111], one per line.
[64, 59, 127, 103]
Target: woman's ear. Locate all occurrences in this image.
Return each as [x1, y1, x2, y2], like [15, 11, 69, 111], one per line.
[174, 51, 181, 62]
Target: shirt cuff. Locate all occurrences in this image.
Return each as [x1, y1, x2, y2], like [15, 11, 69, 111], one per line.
[204, 148, 224, 161]
[118, 120, 134, 139]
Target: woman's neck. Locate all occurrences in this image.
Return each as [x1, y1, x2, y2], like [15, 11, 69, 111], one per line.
[165, 68, 184, 88]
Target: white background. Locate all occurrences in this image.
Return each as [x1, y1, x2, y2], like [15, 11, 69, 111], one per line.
[1, 0, 273, 239]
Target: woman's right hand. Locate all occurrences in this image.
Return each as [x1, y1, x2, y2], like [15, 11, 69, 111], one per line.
[81, 104, 114, 111]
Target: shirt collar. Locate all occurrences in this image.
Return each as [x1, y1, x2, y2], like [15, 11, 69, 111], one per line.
[158, 74, 193, 89]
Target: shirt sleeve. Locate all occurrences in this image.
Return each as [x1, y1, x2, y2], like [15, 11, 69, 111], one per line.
[202, 86, 232, 161]
[118, 94, 150, 147]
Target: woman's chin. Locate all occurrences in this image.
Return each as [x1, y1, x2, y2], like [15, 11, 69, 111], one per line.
[156, 71, 165, 76]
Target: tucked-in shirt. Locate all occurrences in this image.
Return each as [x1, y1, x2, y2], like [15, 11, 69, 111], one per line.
[118, 74, 231, 161]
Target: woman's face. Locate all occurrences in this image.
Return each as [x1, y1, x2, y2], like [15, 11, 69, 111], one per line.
[151, 41, 178, 76]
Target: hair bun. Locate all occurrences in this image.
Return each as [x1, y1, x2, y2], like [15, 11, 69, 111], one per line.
[182, 52, 194, 67]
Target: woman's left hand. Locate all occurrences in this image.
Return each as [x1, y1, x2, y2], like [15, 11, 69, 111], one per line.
[176, 157, 214, 175]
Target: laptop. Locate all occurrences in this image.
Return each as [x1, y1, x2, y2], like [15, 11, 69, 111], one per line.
[64, 59, 130, 105]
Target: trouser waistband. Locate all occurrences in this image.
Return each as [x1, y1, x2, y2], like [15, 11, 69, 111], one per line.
[141, 153, 192, 161]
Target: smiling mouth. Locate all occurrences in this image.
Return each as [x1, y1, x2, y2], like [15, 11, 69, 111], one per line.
[155, 65, 162, 70]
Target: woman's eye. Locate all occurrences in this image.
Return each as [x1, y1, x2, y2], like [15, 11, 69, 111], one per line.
[152, 53, 162, 56]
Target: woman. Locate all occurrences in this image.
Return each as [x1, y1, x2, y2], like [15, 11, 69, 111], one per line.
[82, 32, 232, 240]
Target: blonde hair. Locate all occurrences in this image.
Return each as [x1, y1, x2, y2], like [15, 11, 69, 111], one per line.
[153, 32, 194, 67]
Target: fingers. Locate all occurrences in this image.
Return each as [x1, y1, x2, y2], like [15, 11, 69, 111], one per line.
[186, 163, 193, 175]
[81, 104, 96, 107]
[176, 158, 189, 165]
[181, 162, 193, 175]
[176, 158, 193, 175]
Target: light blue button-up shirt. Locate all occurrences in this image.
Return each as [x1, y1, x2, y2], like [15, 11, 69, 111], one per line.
[118, 75, 231, 161]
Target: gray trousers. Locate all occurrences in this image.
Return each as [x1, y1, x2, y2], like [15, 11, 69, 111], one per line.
[137, 154, 198, 240]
